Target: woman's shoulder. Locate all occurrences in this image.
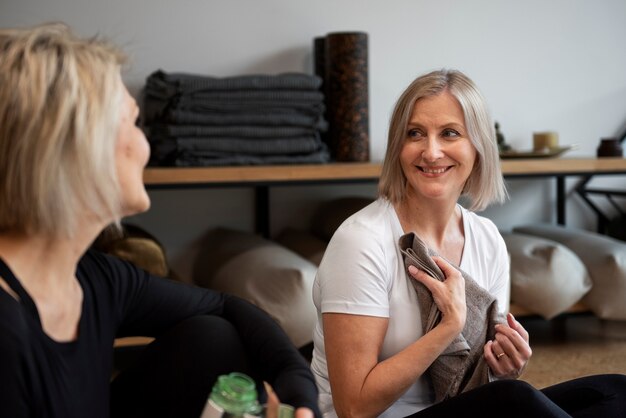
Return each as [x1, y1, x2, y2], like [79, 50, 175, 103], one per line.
[79, 249, 145, 278]
[335, 198, 396, 238]
[77, 249, 150, 298]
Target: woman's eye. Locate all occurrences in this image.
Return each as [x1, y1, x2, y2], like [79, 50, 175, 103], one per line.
[442, 129, 460, 139]
[407, 129, 423, 139]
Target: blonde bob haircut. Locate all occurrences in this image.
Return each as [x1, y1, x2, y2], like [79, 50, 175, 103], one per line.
[0, 23, 126, 237]
[378, 69, 507, 211]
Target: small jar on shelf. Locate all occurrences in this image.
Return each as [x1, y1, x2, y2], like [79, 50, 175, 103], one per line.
[597, 138, 623, 157]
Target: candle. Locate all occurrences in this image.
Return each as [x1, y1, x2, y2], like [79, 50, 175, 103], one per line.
[533, 132, 559, 151]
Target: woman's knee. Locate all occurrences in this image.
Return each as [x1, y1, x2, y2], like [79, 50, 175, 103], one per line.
[489, 380, 547, 407]
[599, 373, 626, 389]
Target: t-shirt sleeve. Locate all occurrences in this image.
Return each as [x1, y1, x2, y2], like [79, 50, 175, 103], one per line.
[316, 221, 390, 318]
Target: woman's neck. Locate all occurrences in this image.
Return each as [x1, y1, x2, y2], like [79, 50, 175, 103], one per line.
[396, 197, 459, 241]
[0, 221, 103, 289]
[395, 195, 465, 265]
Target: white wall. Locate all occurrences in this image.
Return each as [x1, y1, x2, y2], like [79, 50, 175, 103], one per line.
[3, 0, 626, 280]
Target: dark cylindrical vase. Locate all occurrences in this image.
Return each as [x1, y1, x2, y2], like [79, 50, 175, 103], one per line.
[324, 32, 370, 162]
[313, 37, 329, 146]
[313, 37, 326, 82]
[597, 138, 623, 157]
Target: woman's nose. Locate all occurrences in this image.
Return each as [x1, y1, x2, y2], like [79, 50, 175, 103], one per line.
[421, 137, 444, 161]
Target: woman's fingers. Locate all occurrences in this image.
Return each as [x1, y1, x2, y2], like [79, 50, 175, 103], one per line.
[431, 256, 459, 279]
[263, 382, 280, 418]
[408, 257, 466, 330]
[407, 256, 463, 288]
[507, 313, 530, 343]
[294, 407, 315, 418]
[485, 340, 511, 376]
[485, 339, 517, 378]
[494, 324, 532, 360]
[486, 321, 533, 378]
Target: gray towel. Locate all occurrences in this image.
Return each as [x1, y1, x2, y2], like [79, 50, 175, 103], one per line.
[150, 124, 318, 139]
[162, 109, 328, 130]
[173, 147, 330, 166]
[181, 89, 324, 103]
[146, 70, 323, 97]
[174, 98, 326, 114]
[150, 135, 324, 156]
[399, 232, 505, 403]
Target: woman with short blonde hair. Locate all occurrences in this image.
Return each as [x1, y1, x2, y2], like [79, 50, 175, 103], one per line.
[0, 23, 125, 237]
[0, 23, 319, 418]
[379, 69, 506, 211]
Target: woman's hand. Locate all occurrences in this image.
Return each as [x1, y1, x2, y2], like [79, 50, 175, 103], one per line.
[263, 382, 314, 418]
[484, 313, 532, 379]
[294, 407, 314, 418]
[408, 256, 467, 334]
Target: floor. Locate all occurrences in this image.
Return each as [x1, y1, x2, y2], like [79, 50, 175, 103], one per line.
[517, 313, 626, 388]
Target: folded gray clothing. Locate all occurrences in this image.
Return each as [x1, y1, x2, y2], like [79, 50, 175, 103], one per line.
[150, 136, 323, 156]
[146, 70, 323, 98]
[150, 124, 319, 138]
[174, 101, 326, 116]
[182, 89, 325, 103]
[144, 95, 323, 120]
[161, 109, 329, 131]
[399, 232, 505, 403]
[143, 96, 326, 127]
[173, 148, 330, 166]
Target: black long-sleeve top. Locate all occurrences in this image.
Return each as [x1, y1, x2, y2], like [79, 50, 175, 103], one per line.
[0, 250, 320, 417]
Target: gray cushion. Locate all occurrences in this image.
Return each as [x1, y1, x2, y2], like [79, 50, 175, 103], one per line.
[192, 228, 317, 348]
[502, 232, 591, 319]
[275, 227, 328, 266]
[513, 224, 626, 320]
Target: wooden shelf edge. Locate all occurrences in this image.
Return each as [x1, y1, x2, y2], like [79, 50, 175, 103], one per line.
[114, 336, 154, 348]
[501, 157, 626, 175]
[144, 162, 382, 185]
[143, 158, 626, 186]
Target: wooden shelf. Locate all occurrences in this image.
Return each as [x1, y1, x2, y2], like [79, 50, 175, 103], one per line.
[501, 157, 626, 176]
[143, 162, 381, 186]
[144, 158, 626, 186]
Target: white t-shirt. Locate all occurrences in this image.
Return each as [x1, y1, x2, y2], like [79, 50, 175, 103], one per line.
[311, 199, 510, 418]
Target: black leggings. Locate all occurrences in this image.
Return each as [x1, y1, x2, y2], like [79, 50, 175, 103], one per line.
[110, 316, 265, 418]
[409, 375, 626, 418]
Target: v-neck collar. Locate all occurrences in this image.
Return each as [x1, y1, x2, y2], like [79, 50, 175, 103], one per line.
[0, 256, 85, 346]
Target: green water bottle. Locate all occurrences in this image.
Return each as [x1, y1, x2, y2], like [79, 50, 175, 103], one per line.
[201, 372, 262, 418]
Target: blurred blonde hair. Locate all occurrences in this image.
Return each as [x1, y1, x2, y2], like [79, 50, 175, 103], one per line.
[0, 23, 127, 237]
[378, 69, 507, 211]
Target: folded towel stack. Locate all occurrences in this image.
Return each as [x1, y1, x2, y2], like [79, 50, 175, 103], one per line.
[143, 70, 330, 167]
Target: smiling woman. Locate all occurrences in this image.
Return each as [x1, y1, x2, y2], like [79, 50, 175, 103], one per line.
[310, 69, 626, 418]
